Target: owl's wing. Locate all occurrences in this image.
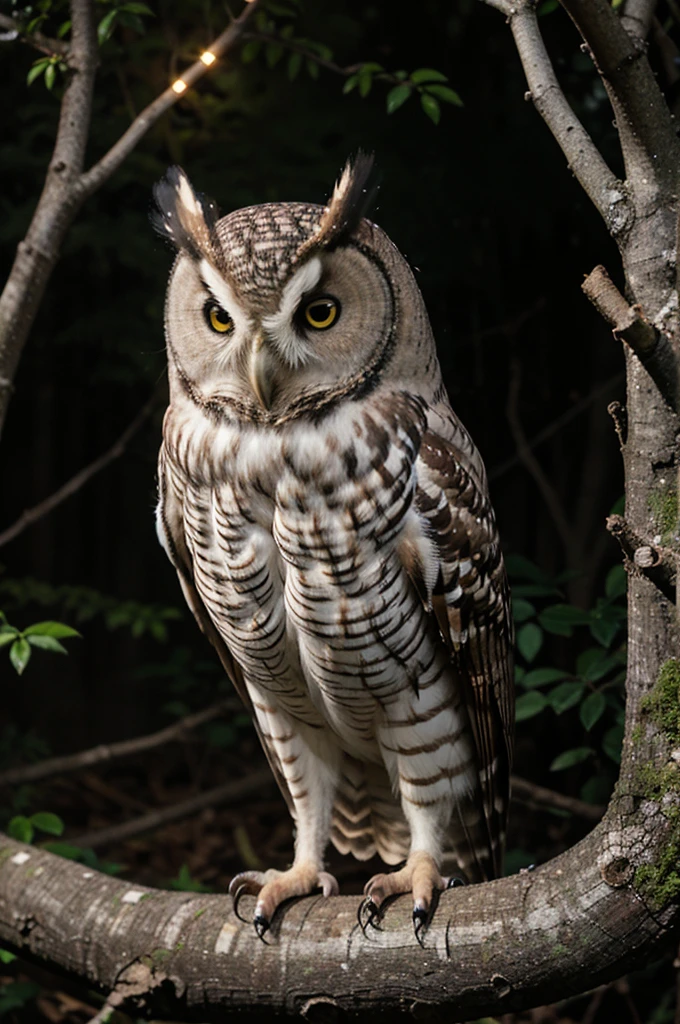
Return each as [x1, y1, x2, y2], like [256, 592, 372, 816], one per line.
[413, 429, 514, 878]
[156, 446, 294, 815]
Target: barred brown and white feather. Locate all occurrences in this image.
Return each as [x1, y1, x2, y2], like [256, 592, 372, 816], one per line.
[154, 156, 514, 915]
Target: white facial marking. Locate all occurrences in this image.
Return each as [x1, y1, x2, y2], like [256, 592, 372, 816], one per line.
[262, 257, 323, 368]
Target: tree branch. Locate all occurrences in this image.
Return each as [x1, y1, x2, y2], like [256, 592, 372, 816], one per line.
[510, 775, 604, 822]
[502, 2, 626, 231]
[0, 700, 239, 788]
[582, 266, 679, 413]
[78, 2, 260, 199]
[0, 13, 69, 57]
[0, 393, 158, 549]
[68, 769, 274, 849]
[0, 0, 261, 440]
[607, 514, 677, 603]
[560, 0, 680, 192]
[620, 0, 657, 42]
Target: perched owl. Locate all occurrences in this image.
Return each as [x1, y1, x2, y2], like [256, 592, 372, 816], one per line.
[153, 155, 514, 940]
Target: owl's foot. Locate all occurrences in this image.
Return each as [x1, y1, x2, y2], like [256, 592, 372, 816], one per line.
[359, 851, 462, 945]
[229, 863, 339, 939]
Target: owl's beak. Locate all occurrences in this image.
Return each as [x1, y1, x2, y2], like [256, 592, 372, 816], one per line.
[249, 334, 275, 411]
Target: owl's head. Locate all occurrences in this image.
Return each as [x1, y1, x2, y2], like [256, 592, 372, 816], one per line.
[153, 155, 437, 424]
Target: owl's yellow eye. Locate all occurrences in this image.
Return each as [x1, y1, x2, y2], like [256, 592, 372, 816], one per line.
[205, 302, 233, 334]
[304, 296, 340, 330]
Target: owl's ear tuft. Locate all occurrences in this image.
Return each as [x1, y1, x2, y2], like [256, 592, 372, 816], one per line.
[297, 151, 376, 260]
[151, 166, 221, 264]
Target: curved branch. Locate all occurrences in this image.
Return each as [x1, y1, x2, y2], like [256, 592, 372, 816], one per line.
[0, 803, 675, 1021]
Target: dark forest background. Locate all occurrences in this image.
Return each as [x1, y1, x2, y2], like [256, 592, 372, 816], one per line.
[0, 1, 669, 1020]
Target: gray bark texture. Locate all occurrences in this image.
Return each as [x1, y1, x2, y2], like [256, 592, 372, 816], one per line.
[1, 0, 679, 1018]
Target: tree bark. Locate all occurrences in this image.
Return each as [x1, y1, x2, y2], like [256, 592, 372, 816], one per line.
[1, 0, 679, 1017]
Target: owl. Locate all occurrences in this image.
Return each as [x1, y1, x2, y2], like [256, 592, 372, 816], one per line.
[153, 155, 514, 941]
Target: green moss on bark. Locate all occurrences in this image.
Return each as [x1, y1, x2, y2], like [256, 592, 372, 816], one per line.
[633, 660, 680, 908]
[649, 485, 678, 546]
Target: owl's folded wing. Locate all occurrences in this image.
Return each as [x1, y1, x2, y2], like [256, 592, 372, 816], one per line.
[414, 430, 514, 878]
[156, 445, 294, 815]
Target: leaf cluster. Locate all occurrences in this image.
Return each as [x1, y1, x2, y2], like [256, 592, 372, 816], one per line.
[0, 612, 79, 675]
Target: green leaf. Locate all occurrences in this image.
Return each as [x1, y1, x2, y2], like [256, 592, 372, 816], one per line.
[538, 604, 591, 637]
[97, 9, 118, 43]
[589, 613, 621, 648]
[580, 691, 606, 731]
[504, 553, 552, 584]
[538, 0, 559, 13]
[511, 598, 535, 623]
[8, 815, 34, 844]
[287, 51, 302, 80]
[30, 811, 64, 836]
[420, 93, 440, 124]
[10, 638, 31, 675]
[577, 648, 619, 682]
[410, 68, 448, 85]
[521, 667, 569, 689]
[605, 564, 627, 599]
[515, 691, 548, 721]
[0, 632, 17, 648]
[511, 583, 562, 598]
[27, 59, 50, 86]
[516, 622, 543, 663]
[603, 724, 624, 764]
[265, 42, 284, 68]
[27, 635, 68, 654]
[0, 981, 40, 1016]
[343, 73, 358, 94]
[42, 842, 84, 861]
[358, 67, 373, 98]
[43, 65, 56, 90]
[610, 495, 625, 515]
[119, 2, 155, 14]
[386, 83, 411, 114]
[423, 84, 463, 107]
[241, 40, 261, 63]
[306, 58, 319, 80]
[57, 19, 71, 37]
[550, 747, 594, 771]
[547, 681, 585, 714]
[0, 949, 16, 964]
[24, 621, 80, 639]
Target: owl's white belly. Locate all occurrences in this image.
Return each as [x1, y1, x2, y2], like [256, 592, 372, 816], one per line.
[180, 409, 455, 762]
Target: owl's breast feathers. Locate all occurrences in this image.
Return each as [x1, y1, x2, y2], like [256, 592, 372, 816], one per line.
[158, 389, 513, 877]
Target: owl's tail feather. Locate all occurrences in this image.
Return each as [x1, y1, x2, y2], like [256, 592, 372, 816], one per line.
[330, 757, 410, 865]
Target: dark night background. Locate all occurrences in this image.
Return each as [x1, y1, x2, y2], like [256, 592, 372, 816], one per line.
[1, 1, 669, 1019]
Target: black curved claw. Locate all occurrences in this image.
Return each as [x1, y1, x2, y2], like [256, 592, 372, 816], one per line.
[254, 913, 270, 941]
[231, 884, 252, 924]
[447, 874, 467, 889]
[357, 896, 382, 934]
[413, 905, 429, 948]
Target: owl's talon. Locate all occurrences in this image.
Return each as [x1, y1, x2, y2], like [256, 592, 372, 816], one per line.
[254, 913, 270, 940]
[445, 874, 467, 889]
[413, 905, 429, 947]
[357, 896, 382, 934]
[231, 883, 251, 923]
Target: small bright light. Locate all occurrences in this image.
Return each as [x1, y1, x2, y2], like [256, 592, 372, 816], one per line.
[200, 51, 216, 66]
[172, 79, 187, 94]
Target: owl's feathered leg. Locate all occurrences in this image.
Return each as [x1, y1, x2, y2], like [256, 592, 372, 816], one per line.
[229, 704, 341, 938]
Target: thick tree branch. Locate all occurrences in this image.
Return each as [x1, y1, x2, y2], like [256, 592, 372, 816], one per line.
[0, 13, 69, 56]
[620, 0, 657, 42]
[560, 0, 680, 192]
[497, 1, 626, 230]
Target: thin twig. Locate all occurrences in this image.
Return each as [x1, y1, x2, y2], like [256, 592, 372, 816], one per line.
[68, 769, 274, 849]
[0, 394, 158, 549]
[0, 12, 69, 56]
[510, 775, 605, 821]
[506, 359, 575, 551]
[0, 699, 239, 787]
